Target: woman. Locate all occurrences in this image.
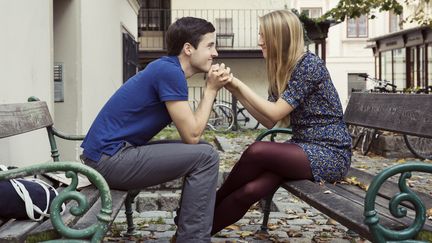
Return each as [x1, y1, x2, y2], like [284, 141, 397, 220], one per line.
[211, 10, 352, 235]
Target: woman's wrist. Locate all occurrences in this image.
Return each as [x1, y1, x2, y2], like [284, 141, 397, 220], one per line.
[226, 77, 240, 91]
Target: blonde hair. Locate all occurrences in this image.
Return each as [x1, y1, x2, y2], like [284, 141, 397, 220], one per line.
[259, 10, 305, 127]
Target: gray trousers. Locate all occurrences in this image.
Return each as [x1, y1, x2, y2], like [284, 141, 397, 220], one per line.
[82, 140, 219, 242]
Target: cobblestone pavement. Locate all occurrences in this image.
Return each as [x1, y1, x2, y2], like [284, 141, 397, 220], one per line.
[103, 130, 431, 243]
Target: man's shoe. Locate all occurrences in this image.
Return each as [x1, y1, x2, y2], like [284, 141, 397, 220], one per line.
[170, 233, 176, 243]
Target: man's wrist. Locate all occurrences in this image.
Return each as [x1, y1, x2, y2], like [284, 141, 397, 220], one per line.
[203, 86, 218, 97]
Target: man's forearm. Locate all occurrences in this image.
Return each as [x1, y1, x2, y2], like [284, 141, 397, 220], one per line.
[194, 87, 218, 135]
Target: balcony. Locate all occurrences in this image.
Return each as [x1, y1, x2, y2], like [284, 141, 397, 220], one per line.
[138, 9, 273, 63]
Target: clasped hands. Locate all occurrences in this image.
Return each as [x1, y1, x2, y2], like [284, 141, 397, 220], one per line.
[207, 63, 234, 90]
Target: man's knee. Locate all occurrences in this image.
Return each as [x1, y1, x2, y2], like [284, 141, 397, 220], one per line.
[191, 144, 219, 172]
[204, 145, 219, 169]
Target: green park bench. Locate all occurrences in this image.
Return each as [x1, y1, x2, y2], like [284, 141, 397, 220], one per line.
[258, 93, 432, 242]
[0, 97, 140, 242]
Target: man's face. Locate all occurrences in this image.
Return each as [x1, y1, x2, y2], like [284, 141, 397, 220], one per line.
[189, 32, 218, 73]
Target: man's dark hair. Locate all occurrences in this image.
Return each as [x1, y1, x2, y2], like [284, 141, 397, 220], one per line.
[166, 17, 215, 56]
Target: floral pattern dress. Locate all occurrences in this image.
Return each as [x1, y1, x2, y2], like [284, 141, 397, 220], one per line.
[269, 51, 352, 182]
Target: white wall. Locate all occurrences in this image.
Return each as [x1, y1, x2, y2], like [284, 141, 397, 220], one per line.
[0, 0, 54, 166]
[53, 0, 82, 161]
[0, 0, 139, 165]
[81, 0, 138, 135]
[53, 0, 139, 161]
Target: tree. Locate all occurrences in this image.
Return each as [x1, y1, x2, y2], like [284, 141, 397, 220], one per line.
[323, 0, 432, 26]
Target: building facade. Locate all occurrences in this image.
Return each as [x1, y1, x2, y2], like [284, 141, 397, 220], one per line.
[0, 0, 139, 166]
[138, 0, 419, 107]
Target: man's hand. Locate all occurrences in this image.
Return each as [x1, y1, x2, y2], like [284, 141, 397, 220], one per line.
[206, 63, 233, 91]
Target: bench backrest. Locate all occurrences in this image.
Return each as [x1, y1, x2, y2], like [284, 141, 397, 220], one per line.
[0, 101, 53, 138]
[344, 93, 432, 138]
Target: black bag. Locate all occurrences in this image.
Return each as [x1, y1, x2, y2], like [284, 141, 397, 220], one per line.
[0, 179, 57, 220]
[0, 165, 63, 221]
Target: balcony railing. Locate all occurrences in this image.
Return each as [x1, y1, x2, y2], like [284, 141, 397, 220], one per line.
[138, 9, 275, 51]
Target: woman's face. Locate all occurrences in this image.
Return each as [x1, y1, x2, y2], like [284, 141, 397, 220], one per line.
[258, 29, 267, 58]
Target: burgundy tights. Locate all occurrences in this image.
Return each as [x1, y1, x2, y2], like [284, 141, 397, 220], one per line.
[211, 141, 313, 235]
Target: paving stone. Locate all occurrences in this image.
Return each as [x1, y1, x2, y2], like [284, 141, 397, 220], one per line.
[135, 192, 159, 212]
[287, 218, 315, 225]
[139, 211, 172, 219]
[269, 230, 288, 238]
[145, 224, 174, 232]
[159, 192, 180, 211]
[239, 224, 260, 232]
[152, 230, 176, 238]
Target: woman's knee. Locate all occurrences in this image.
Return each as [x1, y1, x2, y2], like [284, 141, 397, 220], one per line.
[233, 183, 262, 205]
[239, 142, 270, 163]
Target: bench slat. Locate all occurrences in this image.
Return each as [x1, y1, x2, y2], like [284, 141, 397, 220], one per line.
[347, 168, 432, 210]
[328, 181, 432, 231]
[281, 179, 416, 241]
[0, 101, 53, 138]
[0, 219, 40, 243]
[344, 93, 432, 138]
[24, 186, 101, 241]
[74, 189, 128, 230]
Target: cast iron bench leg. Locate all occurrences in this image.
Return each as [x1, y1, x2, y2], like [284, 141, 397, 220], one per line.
[124, 189, 140, 236]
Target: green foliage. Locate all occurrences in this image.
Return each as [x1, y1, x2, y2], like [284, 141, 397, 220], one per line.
[415, 230, 432, 241]
[324, 0, 432, 26]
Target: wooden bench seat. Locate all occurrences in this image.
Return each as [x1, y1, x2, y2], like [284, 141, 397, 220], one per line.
[0, 98, 137, 242]
[259, 93, 432, 242]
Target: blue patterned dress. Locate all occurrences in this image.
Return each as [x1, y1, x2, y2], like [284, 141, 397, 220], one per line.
[269, 51, 352, 182]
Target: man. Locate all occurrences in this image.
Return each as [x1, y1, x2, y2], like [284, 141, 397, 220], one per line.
[80, 17, 232, 242]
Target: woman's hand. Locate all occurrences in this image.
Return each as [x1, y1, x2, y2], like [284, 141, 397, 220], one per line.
[206, 63, 233, 91]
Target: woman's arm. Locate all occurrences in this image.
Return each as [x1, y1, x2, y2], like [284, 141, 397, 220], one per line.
[226, 77, 294, 129]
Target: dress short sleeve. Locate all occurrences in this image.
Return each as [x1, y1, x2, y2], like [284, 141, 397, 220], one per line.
[280, 53, 327, 109]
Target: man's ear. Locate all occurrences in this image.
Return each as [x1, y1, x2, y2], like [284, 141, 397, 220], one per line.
[182, 42, 193, 56]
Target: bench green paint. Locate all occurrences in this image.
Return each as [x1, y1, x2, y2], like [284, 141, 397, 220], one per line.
[258, 93, 432, 242]
[0, 97, 137, 242]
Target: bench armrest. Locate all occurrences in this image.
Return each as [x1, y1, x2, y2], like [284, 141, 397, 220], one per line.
[256, 128, 293, 142]
[0, 162, 112, 242]
[51, 127, 85, 141]
[364, 162, 432, 242]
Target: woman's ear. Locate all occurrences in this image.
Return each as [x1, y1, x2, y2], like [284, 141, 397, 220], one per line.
[182, 42, 193, 56]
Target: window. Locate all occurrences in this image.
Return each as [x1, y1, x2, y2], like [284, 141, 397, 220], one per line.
[216, 18, 233, 35]
[381, 51, 392, 83]
[139, 0, 170, 31]
[215, 18, 234, 47]
[300, 8, 322, 18]
[389, 10, 403, 33]
[393, 48, 406, 90]
[428, 45, 432, 88]
[347, 15, 368, 38]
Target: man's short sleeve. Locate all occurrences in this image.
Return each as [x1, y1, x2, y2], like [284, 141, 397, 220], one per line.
[157, 68, 188, 102]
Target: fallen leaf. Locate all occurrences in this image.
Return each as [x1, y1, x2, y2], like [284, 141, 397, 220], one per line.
[326, 218, 338, 225]
[344, 176, 369, 191]
[288, 230, 303, 237]
[225, 224, 240, 231]
[323, 190, 332, 194]
[255, 232, 269, 240]
[267, 223, 280, 230]
[237, 231, 253, 238]
[427, 208, 432, 217]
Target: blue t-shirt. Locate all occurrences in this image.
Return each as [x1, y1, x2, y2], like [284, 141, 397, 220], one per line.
[81, 56, 188, 162]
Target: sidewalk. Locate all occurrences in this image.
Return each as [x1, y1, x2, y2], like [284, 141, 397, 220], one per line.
[104, 130, 429, 242]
